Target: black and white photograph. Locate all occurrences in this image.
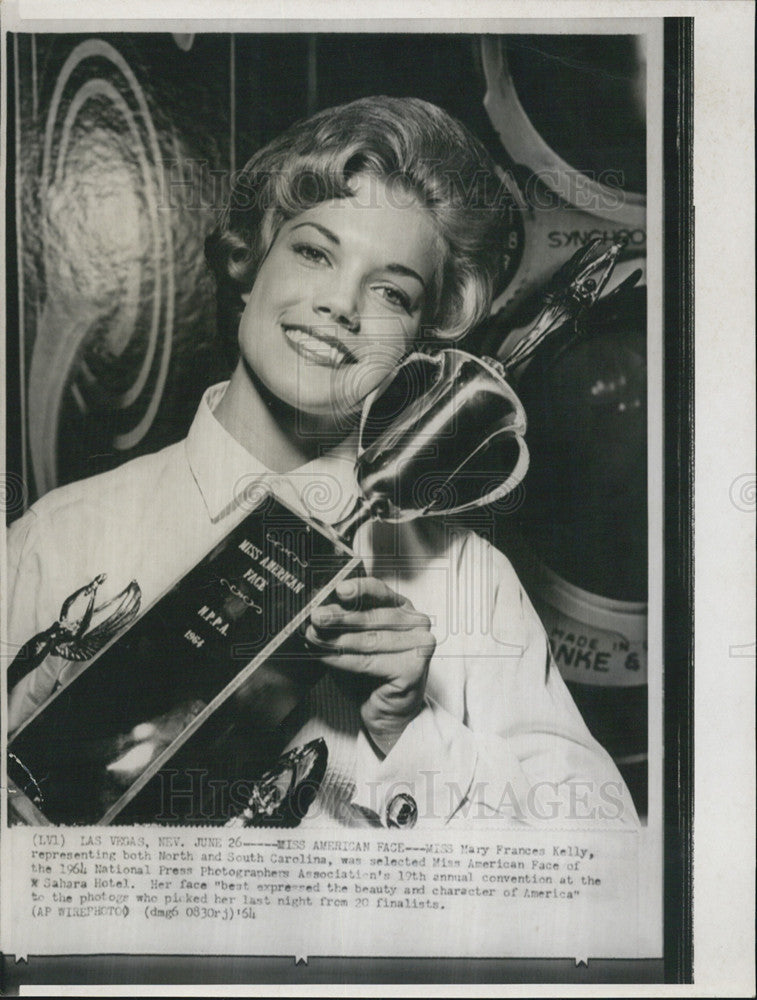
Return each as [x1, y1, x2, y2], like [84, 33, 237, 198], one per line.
[0, 1, 753, 994]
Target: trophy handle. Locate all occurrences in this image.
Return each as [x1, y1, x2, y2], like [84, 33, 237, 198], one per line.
[427, 424, 530, 517]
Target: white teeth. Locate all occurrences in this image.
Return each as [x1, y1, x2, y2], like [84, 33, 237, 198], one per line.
[283, 327, 349, 366]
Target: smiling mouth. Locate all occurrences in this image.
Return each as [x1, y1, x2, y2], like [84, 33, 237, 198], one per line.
[282, 325, 359, 368]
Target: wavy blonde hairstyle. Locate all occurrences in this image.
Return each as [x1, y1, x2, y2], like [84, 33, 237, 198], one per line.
[205, 96, 513, 359]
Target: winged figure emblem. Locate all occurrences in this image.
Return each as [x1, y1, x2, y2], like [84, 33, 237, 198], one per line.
[7, 574, 142, 692]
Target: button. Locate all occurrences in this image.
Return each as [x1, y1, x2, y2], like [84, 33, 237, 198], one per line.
[386, 792, 418, 829]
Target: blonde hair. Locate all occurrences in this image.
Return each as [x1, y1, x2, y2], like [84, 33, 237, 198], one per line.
[205, 96, 514, 358]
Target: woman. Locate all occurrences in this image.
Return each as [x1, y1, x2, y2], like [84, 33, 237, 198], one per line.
[7, 96, 637, 828]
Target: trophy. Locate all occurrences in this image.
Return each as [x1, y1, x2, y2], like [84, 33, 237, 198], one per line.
[6, 349, 529, 827]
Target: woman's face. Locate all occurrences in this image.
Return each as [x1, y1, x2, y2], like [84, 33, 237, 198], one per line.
[236, 174, 442, 424]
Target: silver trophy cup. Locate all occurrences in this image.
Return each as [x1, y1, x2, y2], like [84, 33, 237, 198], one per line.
[334, 348, 529, 544]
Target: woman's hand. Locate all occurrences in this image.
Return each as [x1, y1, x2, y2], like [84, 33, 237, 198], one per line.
[305, 577, 436, 757]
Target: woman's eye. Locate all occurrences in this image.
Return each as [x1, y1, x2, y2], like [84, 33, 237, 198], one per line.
[293, 243, 329, 264]
[376, 285, 411, 311]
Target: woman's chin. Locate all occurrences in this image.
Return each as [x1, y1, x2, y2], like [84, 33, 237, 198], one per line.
[289, 397, 362, 435]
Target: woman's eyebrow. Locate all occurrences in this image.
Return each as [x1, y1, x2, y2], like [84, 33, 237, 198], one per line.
[290, 221, 426, 289]
[384, 263, 426, 290]
[290, 221, 339, 244]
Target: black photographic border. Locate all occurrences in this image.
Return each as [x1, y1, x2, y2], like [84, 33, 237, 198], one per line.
[661, 14, 694, 986]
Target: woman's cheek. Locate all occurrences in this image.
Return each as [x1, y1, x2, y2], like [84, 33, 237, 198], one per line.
[330, 362, 390, 418]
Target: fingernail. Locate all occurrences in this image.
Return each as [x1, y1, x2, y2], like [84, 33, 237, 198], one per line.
[337, 580, 356, 598]
[312, 607, 332, 625]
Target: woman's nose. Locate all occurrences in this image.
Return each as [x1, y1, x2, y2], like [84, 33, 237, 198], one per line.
[314, 277, 361, 333]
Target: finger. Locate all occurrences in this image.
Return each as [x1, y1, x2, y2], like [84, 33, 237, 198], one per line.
[311, 649, 432, 682]
[310, 603, 429, 632]
[333, 577, 409, 611]
[305, 622, 434, 655]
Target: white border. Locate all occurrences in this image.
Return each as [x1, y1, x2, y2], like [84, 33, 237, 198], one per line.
[692, 6, 755, 996]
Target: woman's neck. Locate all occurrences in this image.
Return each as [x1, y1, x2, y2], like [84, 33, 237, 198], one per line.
[213, 359, 351, 472]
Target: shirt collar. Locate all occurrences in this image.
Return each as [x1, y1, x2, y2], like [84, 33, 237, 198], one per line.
[186, 382, 361, 526]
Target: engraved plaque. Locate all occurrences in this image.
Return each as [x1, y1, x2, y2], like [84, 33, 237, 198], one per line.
[8, 495, 359, 825]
